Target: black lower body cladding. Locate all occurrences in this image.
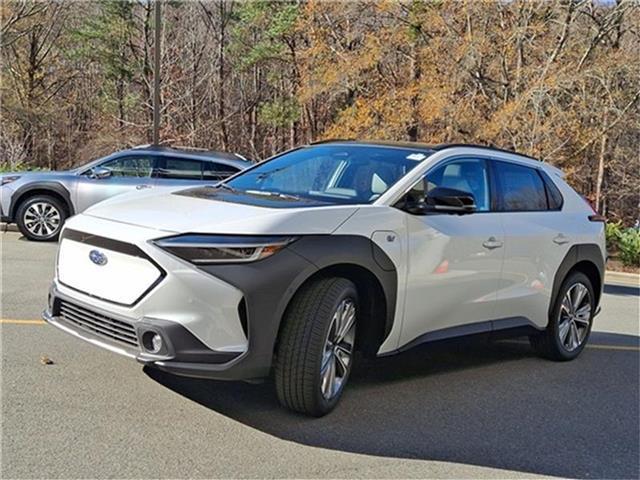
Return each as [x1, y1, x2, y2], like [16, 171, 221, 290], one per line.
[197, 235, 398, 380]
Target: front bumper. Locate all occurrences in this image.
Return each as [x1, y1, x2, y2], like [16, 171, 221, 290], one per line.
[0, 199, 9, 222]
[42, 285, 263, 380]
[0, 184, 15, 222]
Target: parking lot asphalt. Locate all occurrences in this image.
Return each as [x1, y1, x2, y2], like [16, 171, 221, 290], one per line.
[1, 231, 638, 479]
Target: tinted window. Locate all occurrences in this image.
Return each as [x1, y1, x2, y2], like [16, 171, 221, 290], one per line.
[226, 145, 425, 204]
[495, 161, 547, 211]
[156, 158, 203, 180]
[540, 170, 563, 210]
[425, 158, 491, 211]
[100, 156, 153, 177]
[202, 162, 240, 181]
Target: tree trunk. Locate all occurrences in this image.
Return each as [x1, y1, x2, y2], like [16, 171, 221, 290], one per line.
[595, 132, 607, 214]
[217, 1, 228, 150]
[407, 52, 420, 142]
[190, 39, 198, 141]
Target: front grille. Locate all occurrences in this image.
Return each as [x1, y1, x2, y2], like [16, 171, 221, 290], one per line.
[59, 300, 139, 348]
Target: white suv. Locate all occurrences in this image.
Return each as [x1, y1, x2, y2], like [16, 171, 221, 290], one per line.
[44, 141, 606, 416]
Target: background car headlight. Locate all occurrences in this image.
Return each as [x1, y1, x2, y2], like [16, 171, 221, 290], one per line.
[1, 175, 21, 186]
[153, 234, 298, 264]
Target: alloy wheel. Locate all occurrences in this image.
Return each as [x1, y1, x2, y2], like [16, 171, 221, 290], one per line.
[23, 202, 61, 238]
[320, 298, 356, 400]
[558, 282, 592, 352]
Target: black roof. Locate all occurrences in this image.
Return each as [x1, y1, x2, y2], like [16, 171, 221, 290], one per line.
[308, 139, 540, 161]
[431, 143, 540, 161]
[310, 139, 435, 151]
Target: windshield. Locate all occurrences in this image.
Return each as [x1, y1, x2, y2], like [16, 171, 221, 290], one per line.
[226, 145, 430, 205]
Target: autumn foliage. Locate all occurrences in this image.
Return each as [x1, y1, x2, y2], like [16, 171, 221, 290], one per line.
[1, 0, 638, 222]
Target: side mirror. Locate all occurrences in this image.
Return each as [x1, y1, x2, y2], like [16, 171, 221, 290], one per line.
[426, 187, 476, 214]
[90, 166, 112, 180]
[399, 194, 430, 215]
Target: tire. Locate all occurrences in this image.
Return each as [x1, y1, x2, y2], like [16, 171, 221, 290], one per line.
[275, 277, 358, 416]
[16, 195, 67, 242]
[530, 271, 595, 361]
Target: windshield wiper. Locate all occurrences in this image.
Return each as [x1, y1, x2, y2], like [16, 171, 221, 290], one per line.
[245, 189, 303, 201]
[216, 183, 241, 194]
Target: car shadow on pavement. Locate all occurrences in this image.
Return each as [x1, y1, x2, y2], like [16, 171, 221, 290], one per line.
[145, 334, 640, 479]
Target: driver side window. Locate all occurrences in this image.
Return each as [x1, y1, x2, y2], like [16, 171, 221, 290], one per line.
[100, 156, 153, 178]
[425, 158, 491, 212]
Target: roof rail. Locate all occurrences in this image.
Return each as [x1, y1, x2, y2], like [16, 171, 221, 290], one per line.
[168, 145, 212, 152]
[309, 138, 354, 145]
[432, 143, 541, 162]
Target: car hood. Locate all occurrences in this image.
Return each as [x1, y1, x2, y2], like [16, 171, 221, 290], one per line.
[1, 169, 75, 182]
[83, 187, 360, 235]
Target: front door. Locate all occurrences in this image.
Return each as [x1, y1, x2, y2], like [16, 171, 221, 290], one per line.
[74, 155, 156, 212]
[399, 157, 505, 347]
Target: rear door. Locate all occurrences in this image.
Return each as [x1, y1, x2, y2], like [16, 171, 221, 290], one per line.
[202, 161, 241, 182]
[74, 155, 156, 212]
[152, 157, 241, 188]
[492, 160, 570, 328]
[153, 157, 205, 188]
[399, 157, 506, 346]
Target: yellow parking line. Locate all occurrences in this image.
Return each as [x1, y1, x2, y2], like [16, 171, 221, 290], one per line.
[0, 319, 45, 325]
[587, 344, 639, 352]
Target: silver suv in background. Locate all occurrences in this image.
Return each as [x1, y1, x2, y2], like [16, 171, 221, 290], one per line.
[0, 146, 251, 241]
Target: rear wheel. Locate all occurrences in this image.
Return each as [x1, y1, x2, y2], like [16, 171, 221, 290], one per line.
[16, 195, 67, 242]
[530, 271, 595, 361]
[275, 277, 358, 416]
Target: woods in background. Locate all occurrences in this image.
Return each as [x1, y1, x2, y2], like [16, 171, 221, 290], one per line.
[1, 0, 638, 223]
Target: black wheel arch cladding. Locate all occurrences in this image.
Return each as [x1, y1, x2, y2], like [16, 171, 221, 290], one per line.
[198, 235, 398, 376]
[549, 243, 605, 318]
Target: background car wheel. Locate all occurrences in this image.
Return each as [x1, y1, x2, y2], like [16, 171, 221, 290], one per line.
[530, 271, 595, 361]
[275, 277, 358, 417]
[16, 195, 67, 242]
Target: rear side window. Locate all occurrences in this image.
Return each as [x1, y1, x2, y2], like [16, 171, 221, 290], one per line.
[202, 162, 240, 181]
[155, 158, 203, 180]
[494, 161, 547, 211]
[540, 170, 564, 210]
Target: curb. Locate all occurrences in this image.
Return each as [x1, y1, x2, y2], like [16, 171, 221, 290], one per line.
[605, 270, 639, 286]
[1, 222, 18, 233]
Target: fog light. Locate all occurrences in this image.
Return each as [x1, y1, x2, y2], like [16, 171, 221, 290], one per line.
[142, 331, 163, 354]
[151, 333, 162, 353]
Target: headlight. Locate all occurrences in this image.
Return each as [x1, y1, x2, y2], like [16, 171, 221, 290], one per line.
[1, 175, 21, 186]
[153, 234, 298, 264]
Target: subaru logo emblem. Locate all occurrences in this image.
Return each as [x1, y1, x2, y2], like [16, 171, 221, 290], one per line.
[89, 249, 108, 266]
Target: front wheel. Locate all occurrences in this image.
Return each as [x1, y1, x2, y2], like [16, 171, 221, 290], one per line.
[16, 195, 67, 241]
[275, 277, 358, 416]
[530, 271, 595, 361]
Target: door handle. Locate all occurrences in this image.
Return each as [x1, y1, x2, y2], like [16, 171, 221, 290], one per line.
[136, 184, 152, 190]
[553, 233, 569, 245]
[482, 237, 503, 250]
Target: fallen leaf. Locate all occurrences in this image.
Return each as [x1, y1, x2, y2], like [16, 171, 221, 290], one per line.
[40, 356, 54, 365]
